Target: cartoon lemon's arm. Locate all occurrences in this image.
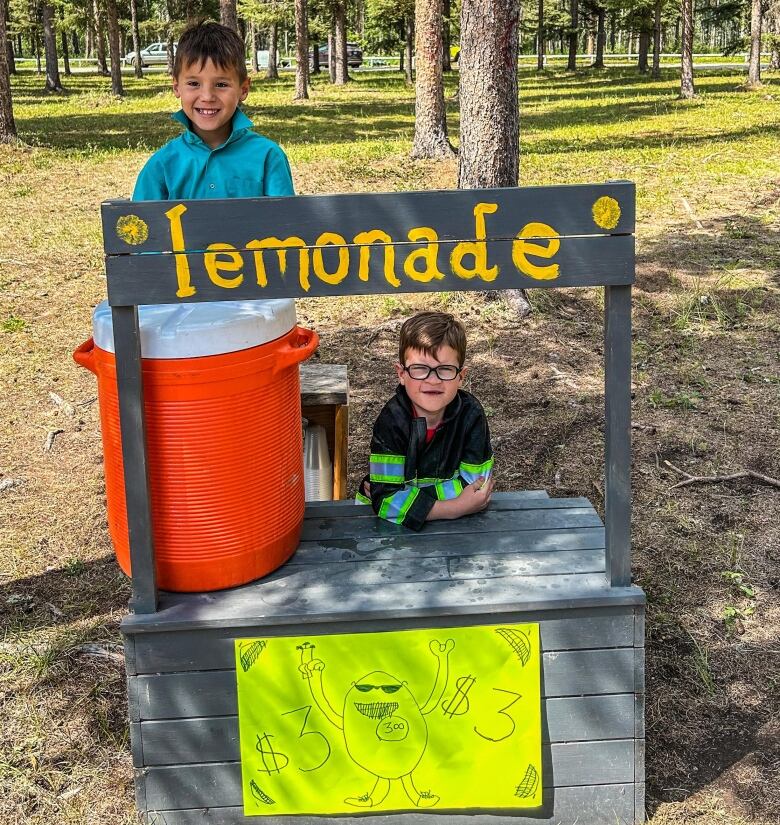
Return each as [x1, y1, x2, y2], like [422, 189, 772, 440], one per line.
[302, 658, 343, 730]
[420, 639, 455, 715]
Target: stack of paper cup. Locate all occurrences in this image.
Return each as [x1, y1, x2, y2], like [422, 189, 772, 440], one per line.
[303, 422, 333, 502]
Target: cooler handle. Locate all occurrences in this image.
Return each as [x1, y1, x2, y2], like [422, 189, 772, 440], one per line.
[273, 327, 319, 374]
[73, 337, 97, 374]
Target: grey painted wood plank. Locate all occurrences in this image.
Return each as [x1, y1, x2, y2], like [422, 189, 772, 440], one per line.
[128, 608, 636, 672]
[299, 364, 348, 407]
[634, 607, 645, 649]
[635, 782, 646, 824]
[299, 506, 603, 542]
[133, 646, 637, 714]
[634, 693, 645, 739]
[139, 694, 637, 766]
[634, 647, 645, 695]
[134, 766, 148, 817]
[124, 572, 644, 634]
[130, 721, 143, 768]
[106, 234, 635, 305]
[103, 183, 637, 254]
[111, 306, 158, 614]
[291, 526, 606, 566]
[604, 284, 632, 587]
[141, 783, 638, 824]
[142, 740, 635, 810]
[302, 492, 574, 522]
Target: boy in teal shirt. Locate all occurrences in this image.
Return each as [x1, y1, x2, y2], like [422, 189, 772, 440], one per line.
[133, 21, 293, 201]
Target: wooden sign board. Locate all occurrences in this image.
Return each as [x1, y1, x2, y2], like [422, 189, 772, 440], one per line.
[102, 183, 635, 306]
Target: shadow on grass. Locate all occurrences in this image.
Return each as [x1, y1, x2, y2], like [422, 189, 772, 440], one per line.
[0, 554, 130, 634]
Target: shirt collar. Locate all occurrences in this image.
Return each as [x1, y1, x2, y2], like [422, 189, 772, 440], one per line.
[171, 108, 254, 149]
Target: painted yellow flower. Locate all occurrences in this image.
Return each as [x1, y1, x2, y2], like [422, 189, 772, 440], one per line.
[116, 214, 149, 246]
[591, 196, 621, 230]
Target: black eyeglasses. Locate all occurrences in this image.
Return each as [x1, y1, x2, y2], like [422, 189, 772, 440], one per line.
[354, 684, 402, 694]
[403, 364, 461, 381]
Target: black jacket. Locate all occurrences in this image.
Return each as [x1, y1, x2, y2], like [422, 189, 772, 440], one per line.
[361, 385, 493, 531]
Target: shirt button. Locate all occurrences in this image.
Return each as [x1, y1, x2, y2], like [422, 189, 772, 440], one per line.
[209, 183, 215, 189]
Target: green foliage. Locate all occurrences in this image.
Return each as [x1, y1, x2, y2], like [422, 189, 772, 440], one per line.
[2, 316, 26, 333]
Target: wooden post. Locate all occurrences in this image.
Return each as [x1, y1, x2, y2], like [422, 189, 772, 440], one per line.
[603, 284, 632, 587]
[111, 306, 158, 613]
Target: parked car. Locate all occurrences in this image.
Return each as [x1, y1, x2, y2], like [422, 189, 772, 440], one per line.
[124, 42, 176, 69]
[309, 42, 363, 68]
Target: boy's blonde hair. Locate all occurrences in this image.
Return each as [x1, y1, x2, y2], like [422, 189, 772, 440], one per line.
[399, 312, 467, 367]
[174, 20, 247, 83]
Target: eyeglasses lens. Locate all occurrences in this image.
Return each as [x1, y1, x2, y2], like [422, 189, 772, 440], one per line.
[406, 365, 459, 381]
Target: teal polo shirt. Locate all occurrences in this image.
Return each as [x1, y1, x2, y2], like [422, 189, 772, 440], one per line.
[133, 109, 294, 201]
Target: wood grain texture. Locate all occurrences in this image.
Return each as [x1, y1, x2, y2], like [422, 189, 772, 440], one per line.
[299, 363, 348, 407]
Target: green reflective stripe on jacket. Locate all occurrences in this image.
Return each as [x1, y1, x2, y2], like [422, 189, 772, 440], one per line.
[369, 453, 406, 483]
[378, 486, 420, 523]
[459, 456, 495, 483]
[435, 477, 463, 500]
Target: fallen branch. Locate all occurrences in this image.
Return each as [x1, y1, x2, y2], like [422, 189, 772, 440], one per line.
[49, 391, 76, 416]
[43, 428, 64, 452]
[679, 196, 705, 230]
[665, 460, 780, 491]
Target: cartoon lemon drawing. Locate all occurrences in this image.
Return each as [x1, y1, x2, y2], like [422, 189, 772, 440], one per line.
[591, 196, 621, 230]
[116, 215, 149, 246]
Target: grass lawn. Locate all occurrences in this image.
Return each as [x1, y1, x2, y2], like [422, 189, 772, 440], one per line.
[1, 66, 779, 824]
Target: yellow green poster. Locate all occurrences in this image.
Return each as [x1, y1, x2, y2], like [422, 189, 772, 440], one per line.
[235, 623, 542, 816]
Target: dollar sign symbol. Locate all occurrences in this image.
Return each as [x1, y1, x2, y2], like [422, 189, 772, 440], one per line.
[441, 675, 476, 718]
[255, 732, 289, 774]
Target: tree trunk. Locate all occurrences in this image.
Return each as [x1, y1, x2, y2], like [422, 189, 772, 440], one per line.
[680, 0, 695, 98]
[334, 0, 348, 84]
[404, 18, 414, 84]
[567, 0, 577, 70]
[251, 22, 259, 72]
[267, 23, 279, 79]
[220, 0, 239, 34]
[328, 30, 336, 82]
[94, 0, 109, 75]
[594, 6, 605, 68]
[34, 33, 41, 74]
[7, 34, 15, 76]
[0, 0, 16, 142]
[72, 30, 79, 55]
[442, 0, 451, 71]
[637, 28, 649, 72]
[746, 0, 762, 87]
[459, 0, 529, 316]
[130, 0, 143, 77]
[651, 0, 662, 78]
[60, 12, 71, 76]
[293, 0, 309, 99]
[537, 0, 545, 70]
[458, 0, 519, 187]
[772, 8, 780, 70]
[411, 0, 453, 158]
[42, 3, 64, 91]
[609, 12, 616, 51]
[311, 39, 320, 74]
[106, 0, 123, 95]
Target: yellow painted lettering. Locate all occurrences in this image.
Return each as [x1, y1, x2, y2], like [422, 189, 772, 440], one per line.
[246, 237, 310, 292]
[204, 243, 244, 289]
[311, 232, 349, 285]
[403, 227, 444, 282]
[450, 202, 499, 282]
[512, 222, 560, 280]
[164, 203, 196, 298]
[353, 230, 398, 287]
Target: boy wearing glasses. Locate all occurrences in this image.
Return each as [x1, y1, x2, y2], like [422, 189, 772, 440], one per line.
[358, 312, 494, 529]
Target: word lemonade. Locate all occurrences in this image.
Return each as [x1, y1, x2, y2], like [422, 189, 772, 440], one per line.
[140, 196, 621, 299]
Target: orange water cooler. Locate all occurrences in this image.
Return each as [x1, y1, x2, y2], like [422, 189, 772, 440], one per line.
[74, 299, 318, 592]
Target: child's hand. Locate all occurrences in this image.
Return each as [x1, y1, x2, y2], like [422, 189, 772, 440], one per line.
[456, 476, 495, 515]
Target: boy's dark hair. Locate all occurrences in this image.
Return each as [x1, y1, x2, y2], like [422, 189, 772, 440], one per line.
[399, 312, 467, 367]
[174, 20, 247, 83]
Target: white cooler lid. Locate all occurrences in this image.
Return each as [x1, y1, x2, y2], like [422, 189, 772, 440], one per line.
[92, 299, 297, 359]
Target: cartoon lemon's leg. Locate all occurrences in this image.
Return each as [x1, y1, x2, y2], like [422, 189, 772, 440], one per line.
[401, 773, 440, 808]
[345, 776, 390, 808]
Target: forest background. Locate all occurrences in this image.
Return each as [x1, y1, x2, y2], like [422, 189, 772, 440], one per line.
[1, 0, 779, 822]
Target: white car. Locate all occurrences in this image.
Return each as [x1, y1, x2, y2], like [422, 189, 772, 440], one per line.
[124, 42, 176, 69]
